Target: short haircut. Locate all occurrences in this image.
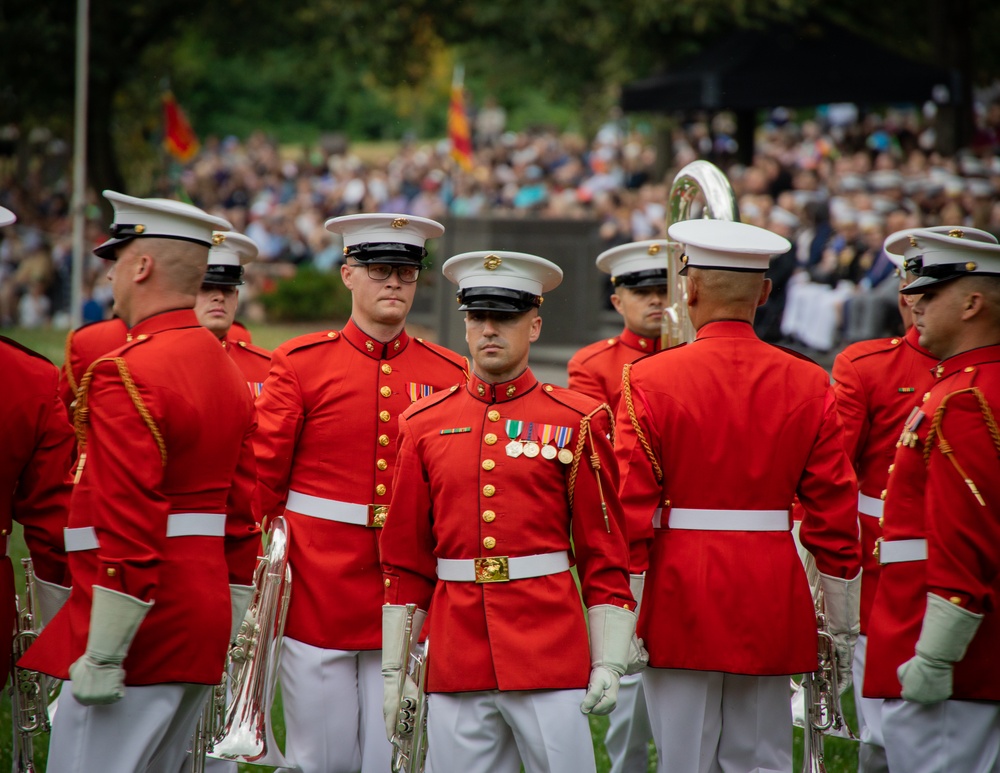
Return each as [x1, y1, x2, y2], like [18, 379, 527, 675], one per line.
[688, 267, 766, 307]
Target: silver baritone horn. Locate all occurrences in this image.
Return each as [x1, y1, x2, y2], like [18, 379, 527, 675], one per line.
[661, 159, 741, 347]
[391, 603, 429, 773]
[10, 558, 52, 773]
[193, 515, 292, 770]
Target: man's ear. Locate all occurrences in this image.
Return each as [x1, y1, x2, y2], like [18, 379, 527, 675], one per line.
[962, 291, 985, 321]
[758, 277, 773, 308]
[340, 262, 354, 290]
[134, 253, 154, 283]
[528, 314, 542, 343]
[685, 274, 698, 307]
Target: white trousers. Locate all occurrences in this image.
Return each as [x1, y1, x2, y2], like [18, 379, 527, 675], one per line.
[644, 669, 792, 773]
[882, 698, 1000, 773]
[278, 638, 390, 773]
[852, 634, 888, 773]
[426, 689, 596, 773]
[48, 681, 211, 773]
[604, 672, 653, 773]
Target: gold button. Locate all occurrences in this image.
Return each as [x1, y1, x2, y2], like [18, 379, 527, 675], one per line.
[380, 410, 391, 422]
[0, 528, 7, 535]
[376, 483, 387, 496]
[487, 409, 501, 422]
[482, 510, 496, 523]
[624, 603, 631, 611]
[327, 331, 338, 338]
[107, 568, 117, 577]
[483, 484, 496, 497]
[380, 386, 392, 398]
[923, 392, 931, 402]
[381, 363, 392, 375]
[607, 339, 616, 345]
[544, 385, 553, 392]
[964, 366, 975, 373]
[136, 334, 148, 341]
[888, 464, 895, 473]
[484, 433, 498, 445]
[482, 459, 496, 471]
[384, 578, 391, 587]
[377, 459, 388, 471]
[949, 596, 963, 605]
[378, 434, 390, 446]
[891, 338, 900, 345]
[879, 517, 885, 527]
[483, 536, 496, 549]
[881, 490, 887, 500]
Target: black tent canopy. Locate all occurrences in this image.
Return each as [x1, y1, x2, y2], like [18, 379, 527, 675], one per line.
[621, 18, 957, 115]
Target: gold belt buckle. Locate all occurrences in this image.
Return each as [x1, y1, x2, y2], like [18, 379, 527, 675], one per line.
[474, 556, 509, 583]
[368, 504, 388, 528]
[873, 537, 882, 563]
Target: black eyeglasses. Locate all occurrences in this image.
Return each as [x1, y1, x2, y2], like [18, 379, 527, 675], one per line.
[348, 262, 421, 283]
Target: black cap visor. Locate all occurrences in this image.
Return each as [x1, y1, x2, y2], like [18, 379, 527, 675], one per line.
[457, 287, 541, 313]
[612, 269, 668, 289]
[344, 241, 427, 266]
[203, 264, 245, 287]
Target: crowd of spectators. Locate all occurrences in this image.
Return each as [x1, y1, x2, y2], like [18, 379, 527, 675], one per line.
[3, 96, 1000, 354]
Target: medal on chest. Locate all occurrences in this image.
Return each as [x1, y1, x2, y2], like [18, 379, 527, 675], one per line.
[539, 423, 558, 459]
[897, 406, 925, 449]
[522, 422, 541, 458]
[554, 424, 575, 464]
[505, 419, 524, 458]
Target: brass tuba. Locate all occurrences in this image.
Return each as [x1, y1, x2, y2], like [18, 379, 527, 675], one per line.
[391, 603, 429, 773]
[194, 516, 292, 770]
[10, 558, 52, 773]
[661, 159, 741, 347]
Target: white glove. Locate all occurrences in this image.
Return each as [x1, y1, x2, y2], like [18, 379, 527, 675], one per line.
[34, 575, 71, 627]
[581, 605, 635, 715]
[382, 604, 426, 742]
[898, 593, 983, 704]
[819, 571, 861, 694]
[228, 583, 256, 660]
[69, 586, 152, 705]
[625, 574, 648, 675]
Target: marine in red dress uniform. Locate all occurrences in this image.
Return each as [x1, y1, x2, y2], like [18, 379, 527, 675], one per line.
[832, 225, 996, 773]
[616, 219, 861, 773]
[194, 230, 271, 392]
[20, 192, 260, 773]
[380, 250, 636, 773]
[567, 240, 669, 415]
[252, 214, 467, 773]
[567, 239, 668, 773]
[864, 228, 1000, 773]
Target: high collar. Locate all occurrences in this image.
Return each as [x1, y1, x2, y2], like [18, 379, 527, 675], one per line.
[467, 368, 539, 404]
[931, 343, 1000, 381]
[903, 325, 934, 358]
[127, 309, 201, 340]
[342, 318, 410, 360]
[620, 327, 662, 353]
[694, 319, 757, 341]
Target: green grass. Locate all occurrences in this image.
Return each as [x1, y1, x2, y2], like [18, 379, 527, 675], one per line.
[2, 323, 859, 771]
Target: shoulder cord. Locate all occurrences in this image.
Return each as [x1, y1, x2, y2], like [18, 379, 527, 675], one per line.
[567, 403, 615, 531]
[925, 387, 998, 506]
[621, 363, 662, 483]
[75, 357, 168, 468]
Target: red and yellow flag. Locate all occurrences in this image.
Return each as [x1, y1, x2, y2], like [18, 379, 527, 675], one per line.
[448, 66, 473, 171]
[162, 91, 200, 163]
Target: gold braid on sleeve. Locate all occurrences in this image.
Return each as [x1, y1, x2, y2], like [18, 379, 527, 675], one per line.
[622, 363, 662, 483]
[926, 387, 994, 507]
[567, 403, 616, 531]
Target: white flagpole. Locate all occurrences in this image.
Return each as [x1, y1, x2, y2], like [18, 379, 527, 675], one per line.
[69, 0, 90, 329]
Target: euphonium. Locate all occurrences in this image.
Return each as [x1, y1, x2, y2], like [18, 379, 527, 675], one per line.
[661, 160, 741, 347]
[196, 516, 292, 769]
[391, 603, 429, 773]
[10, 558, 51, 773]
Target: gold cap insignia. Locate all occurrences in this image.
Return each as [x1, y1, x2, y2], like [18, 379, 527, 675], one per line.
[343, 246, 349, 255]
[648, 244, 661, 255]
[949, 229, 965, 238]
[212, 233, 226, 245]
[909, 236, 918, 247]
[966, 262, 977, 271]
[134, 224, 146, 234]
[681, 254, 689, 264]
[483, 254, 502, 271]
[391, 217, 409, 228]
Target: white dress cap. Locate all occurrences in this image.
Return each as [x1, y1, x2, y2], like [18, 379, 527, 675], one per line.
[325, 213, 444, 265]
[667, 219, 791, 273]
[443, 251, 563, 312]
[888, 227, 1000, 294]
[0, 206, 14, 227]
[595, 240, 669, 288]
[883, 225, 997, 270]
[95, 191, 233, 260]
[204, 231, 259, 286]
